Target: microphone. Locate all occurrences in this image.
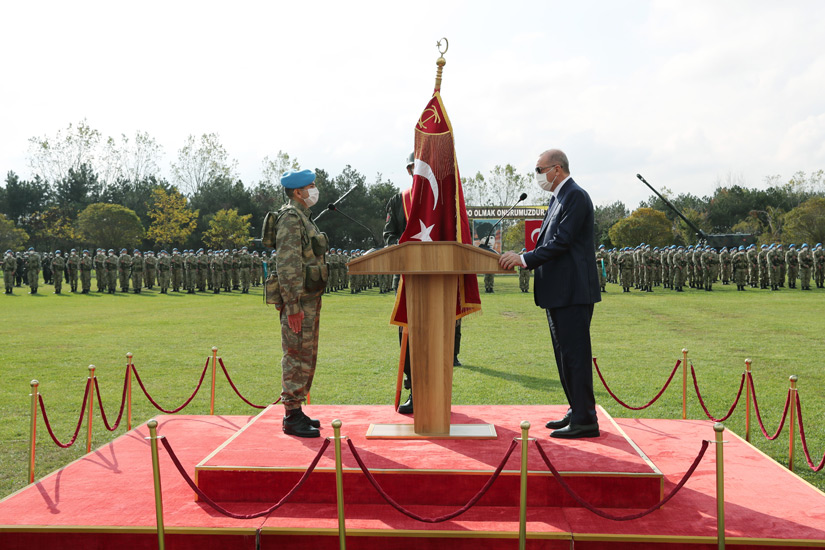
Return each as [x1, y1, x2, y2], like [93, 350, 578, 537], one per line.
[479, 192, 528, 251]
[326, 203, 383, 252]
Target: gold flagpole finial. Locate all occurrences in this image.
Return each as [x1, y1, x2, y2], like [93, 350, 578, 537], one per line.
[434, 37, 448, 92]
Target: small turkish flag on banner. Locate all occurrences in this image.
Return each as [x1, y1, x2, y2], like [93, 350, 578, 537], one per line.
[525, 219, 543, 251]
[391, 92, 481, 326]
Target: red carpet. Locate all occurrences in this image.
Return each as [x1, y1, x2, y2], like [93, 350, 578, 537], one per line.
[1, 405, 824, 549]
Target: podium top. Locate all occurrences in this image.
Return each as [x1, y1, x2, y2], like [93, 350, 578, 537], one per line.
[347, 241, 513, 275]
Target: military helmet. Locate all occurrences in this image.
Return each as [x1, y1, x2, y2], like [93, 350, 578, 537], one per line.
[406, 151, 414, 169]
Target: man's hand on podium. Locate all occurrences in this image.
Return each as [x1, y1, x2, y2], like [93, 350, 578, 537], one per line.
[499, 251, 524, 270]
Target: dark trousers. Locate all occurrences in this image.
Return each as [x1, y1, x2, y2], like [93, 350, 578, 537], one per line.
[546, 304, 598, 426]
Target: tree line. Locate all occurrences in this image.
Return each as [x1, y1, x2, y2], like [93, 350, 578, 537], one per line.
[1, 120, 823, 252]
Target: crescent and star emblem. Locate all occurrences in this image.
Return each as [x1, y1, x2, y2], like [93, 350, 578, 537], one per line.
[531, 228, 541, 242]
[412, 159, 439, 210]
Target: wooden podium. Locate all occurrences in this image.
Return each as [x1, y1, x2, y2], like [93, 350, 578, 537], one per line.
[347, 241, 512, 439]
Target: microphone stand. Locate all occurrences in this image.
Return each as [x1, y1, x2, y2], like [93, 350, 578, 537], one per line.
[313, 185, 356, 223]
[478, 193, 528, 252]
[326, 204, 383, 253]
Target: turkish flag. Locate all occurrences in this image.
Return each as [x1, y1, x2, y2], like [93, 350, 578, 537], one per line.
[390, 92, 481, 326]
[525, 219, 542, 251]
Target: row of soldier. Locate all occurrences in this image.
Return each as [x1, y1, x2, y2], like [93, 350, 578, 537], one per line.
[595, 242, 825, 293]
[3, 247, 266, 295]
[3, 246, 394, 296]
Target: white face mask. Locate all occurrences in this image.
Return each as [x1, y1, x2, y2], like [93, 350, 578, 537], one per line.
[536, 169, 556, 192]
[303, 187, 319, 207]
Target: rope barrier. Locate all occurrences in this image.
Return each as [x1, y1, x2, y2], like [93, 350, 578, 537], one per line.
[749, 373, 790, 441]
[690, 364, 745, 422]
[39, 379, 91, 449]
[533, 439, 709, 521]
[593, 358, 681, 410]
[345, 438, 518, 523]
[160, 436, 330, 519]
[218, 358, 268, 409]
[95, 367, 130, 431]
[795, 393, 825, 472]
[132, 359, 209, 414]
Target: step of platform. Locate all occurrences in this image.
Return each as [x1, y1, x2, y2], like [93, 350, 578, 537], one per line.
[195, 405, 663, 509]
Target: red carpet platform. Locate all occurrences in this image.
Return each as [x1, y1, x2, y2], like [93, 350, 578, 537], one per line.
[2, 405, 825, 549]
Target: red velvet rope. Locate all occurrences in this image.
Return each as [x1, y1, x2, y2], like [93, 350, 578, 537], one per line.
[690, 364, 745, 422]
[132, 359, 209, 414]
[218, 357, 269, 409]
[593, 358, 681, 410]
[534, 439, 709, 521]
[749, 372, 790, 441]
[38, 379, 91, 449]
[794, 393, 825, 472]
[346, 438, 518, 523]
[94, 367, 130, 431]
[160, 436, 330, 519]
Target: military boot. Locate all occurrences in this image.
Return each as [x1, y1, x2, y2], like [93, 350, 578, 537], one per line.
[398, 392, 413, 414]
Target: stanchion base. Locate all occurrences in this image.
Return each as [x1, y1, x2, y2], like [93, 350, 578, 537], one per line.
[365, 423, 497, 439]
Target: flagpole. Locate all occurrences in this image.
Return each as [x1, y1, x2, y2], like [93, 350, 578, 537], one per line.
[434, 37, 448, 92]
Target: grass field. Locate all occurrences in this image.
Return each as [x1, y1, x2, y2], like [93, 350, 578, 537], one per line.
[2, 275, 824, 499]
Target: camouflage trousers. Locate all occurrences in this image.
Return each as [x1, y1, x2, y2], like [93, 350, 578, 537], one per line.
[131, 270, 143, 291]
[279, 296, 322, 411]
[4, 269, 15, 291]
[81, 271, 91, 292]
[28, 270, 39, 291]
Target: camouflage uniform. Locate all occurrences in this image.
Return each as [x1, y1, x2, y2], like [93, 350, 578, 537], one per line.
[814, 244, 825, 288]
[118, 250, 132, 292]
[799, 245, 814, 290]
[67, 250, 80, 292]
[131, 251, 144, 293]
[52, 252, 65, 294]
[596, 246, 608, 291]
[94, 249, 107, 292]
[3, 251, 17, 294]
[746, 245, 759, 287]
[618, 247, 635, 292]
[720, 247, 731, 284]
[209, 251, 222, 293]
[484, 273, 495, 293]
[158, 251, 171, 293]
[184, 250, 197, 293]
[518, 265, 530, 292]
[785, 245, 798, 289]
[26, 249, 41, 293]
[144, 251, 157, 290]
[171, 250, 183, 291]
[80, 251, 93, 293]
[197, 249, 208, 291]
[273, 198, 329, 412]
[239, 247, 252, 293]
[733, 247, 748, 290]
[105, 250, 118, 293]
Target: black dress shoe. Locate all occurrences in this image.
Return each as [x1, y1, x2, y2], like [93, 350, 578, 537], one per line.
[283, 412, 320, 438]
[545, 414, 571, 430]
[550, 423, 600, 439]
[398, 393, 413, 414]
[453, 357, 462, 367]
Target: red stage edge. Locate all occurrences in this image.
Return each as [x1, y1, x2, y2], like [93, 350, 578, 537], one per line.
[2, 406, 825, 549]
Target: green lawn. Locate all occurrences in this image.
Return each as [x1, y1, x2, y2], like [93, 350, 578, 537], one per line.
[1, 275, 824, 499]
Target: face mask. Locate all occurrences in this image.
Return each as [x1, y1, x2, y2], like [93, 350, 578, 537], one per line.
[304, 187, 319, 207]
[536, 170, 556, 192]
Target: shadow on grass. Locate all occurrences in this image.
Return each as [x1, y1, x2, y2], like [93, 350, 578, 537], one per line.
[457, 363, 562, 392]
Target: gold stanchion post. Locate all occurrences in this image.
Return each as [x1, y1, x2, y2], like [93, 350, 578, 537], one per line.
[331, 419, 347, 550]
[127, 353, 133, 431]
[744, 359, 752, 442]
[517, 421, 532, 550]
[29, 379, 39, 484]
[714, 423, 726, 550]
[147, 419, 166, 550]
[682, 348, 688, 420]
[789, 375, 798, 471]
[86, 365, 95, 454]
[210, 347, 217, 415]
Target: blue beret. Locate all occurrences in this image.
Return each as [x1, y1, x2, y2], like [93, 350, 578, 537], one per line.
[280, 169, 316, 189]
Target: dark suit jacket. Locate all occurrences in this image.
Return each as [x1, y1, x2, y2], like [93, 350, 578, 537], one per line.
[522, 178, 601, 310]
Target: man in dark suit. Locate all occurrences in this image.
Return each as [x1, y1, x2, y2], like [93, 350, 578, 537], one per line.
[500, 149, 601, 439]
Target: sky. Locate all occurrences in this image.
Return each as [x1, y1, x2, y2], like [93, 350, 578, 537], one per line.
[2, 0, 825, 209]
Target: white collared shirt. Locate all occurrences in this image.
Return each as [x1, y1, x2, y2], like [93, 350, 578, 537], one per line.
[517, 174, 571, 267]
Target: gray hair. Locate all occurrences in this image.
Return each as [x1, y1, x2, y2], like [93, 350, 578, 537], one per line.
[541, 149, 569, 173]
